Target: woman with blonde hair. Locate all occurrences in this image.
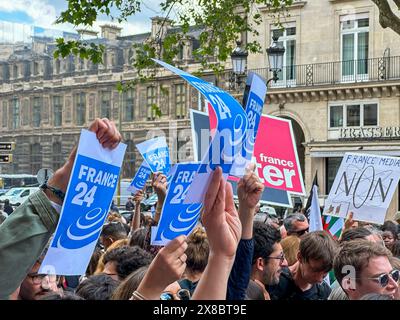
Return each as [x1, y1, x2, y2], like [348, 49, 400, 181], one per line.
[280, 235, 300, 266]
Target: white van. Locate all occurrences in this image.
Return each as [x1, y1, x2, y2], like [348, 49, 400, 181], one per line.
[0, 187, 39, 206]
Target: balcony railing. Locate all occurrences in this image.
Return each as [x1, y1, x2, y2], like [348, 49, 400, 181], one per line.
[248, 56, 400, 89]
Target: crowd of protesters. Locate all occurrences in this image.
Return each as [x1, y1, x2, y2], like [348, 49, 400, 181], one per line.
[0, 118, 400, 301]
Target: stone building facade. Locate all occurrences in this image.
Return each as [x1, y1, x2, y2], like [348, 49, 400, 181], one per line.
[0, 18, 216, 180]
[3, 1, 400, 219]
[246, 0, 400, 218]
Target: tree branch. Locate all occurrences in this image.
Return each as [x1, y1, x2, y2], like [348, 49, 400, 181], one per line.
[393, 0, 400, 9]
[371, 0, 400, 35]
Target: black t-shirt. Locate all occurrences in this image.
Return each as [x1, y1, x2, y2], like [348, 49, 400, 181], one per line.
[267, 267, 331, 300]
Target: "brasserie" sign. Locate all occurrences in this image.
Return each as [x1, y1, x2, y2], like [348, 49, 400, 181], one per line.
[339, 126, 400, 140]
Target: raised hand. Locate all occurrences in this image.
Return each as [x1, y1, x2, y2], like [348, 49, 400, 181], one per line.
[152, 173, 167, 202]
[237, 163, 264, 210]
[134, 235, 188, 300]
[202, 167, 242, 259]
[46, 118, 122, 204]
[344, 211, 358, 230]
[133, 190, 144, 204]
[192, 167, 242, 300]
[88, 118, 122, 149]
[237, 163, 264, 239]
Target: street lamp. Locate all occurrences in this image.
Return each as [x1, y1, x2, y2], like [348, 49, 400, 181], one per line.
[266, 35, 285, 85]
[229, 41, 248, 90]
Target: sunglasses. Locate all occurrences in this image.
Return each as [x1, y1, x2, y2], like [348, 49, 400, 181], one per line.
[160, 289, 191, 300]
[291, 228, 309, 236]
[364, 269, 400, 287]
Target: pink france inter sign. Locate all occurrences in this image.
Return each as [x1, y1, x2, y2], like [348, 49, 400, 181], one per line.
[253, 115, 306, 195]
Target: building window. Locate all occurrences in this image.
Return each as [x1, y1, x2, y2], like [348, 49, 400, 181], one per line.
[346, 104, 360, 126]
[53, 96, 63, 127]
[55, 59, 60, 74]
[75, 93, 86, 126]
[13, 64, 18, 78]
[175, 84, 186, 119]
[128, 49, 134, 64]
[178, 44, 184, 60]
[146, 86, 157, 120]
[122, 140, 136, 178]
[11, 98, 19, 129]
[124, 89, 135, 122]
[30, 143, 42, 175]
[33, 62, 39, 75]
[326, 157, 343, 194]
[271, 25, 296, 82]
[328, 102, 377, 128]
[2, 101, 7, 128]
[52, 142, 63, 171]
[79, 59, 85, 71]
[341, 16, 369, 78]
[100, 91, 111, 118]
[33, 97, 42, 127]
[330, 105, 343, 127]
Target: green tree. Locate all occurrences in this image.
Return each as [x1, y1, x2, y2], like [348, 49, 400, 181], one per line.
[54, 0, 294, 75]
[55, 0, 400, 73]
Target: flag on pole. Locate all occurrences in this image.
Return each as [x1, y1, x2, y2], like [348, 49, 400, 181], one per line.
[322, 215, 344, 240]
[305, 172, 323, 232]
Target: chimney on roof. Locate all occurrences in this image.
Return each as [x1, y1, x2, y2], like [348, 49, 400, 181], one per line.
[77, 29, 98, 40]
[100, 24, 122, 40]
[151, 16, 172, 39]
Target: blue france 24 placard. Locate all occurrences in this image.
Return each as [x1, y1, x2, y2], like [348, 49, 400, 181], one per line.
[143, 146, 171, 175]
[183, 75, 248, 174]
[153, 59, 248, 175]
[154, 163, 203, 243]
[128, 164, 152, 192]
[52, 154, 121, 250]
[242, 90, 264, 160]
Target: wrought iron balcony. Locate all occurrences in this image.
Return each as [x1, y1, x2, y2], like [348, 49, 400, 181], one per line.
[248, 56, 400, 89]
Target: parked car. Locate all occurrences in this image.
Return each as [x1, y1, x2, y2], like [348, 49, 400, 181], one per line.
[141, 193, 158, 212]
[0, 187, 39, 206]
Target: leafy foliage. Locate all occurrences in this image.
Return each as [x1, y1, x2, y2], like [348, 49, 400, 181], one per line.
[55, 0, 293, 75]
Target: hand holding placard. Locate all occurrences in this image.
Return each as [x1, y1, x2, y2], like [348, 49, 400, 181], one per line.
[40, 120, 126, 275]
[152, 173, 167, 203]
[45, 118, 123, 205]
[88, 118, 122, 149]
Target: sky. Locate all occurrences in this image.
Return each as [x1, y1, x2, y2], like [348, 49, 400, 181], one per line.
[0, 0, 167, 38]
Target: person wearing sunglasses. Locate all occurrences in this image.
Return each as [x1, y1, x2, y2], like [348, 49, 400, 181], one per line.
[283, 213, 309, 238]
[334, 239, 399, 300]
[160, 288, 191, 300]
